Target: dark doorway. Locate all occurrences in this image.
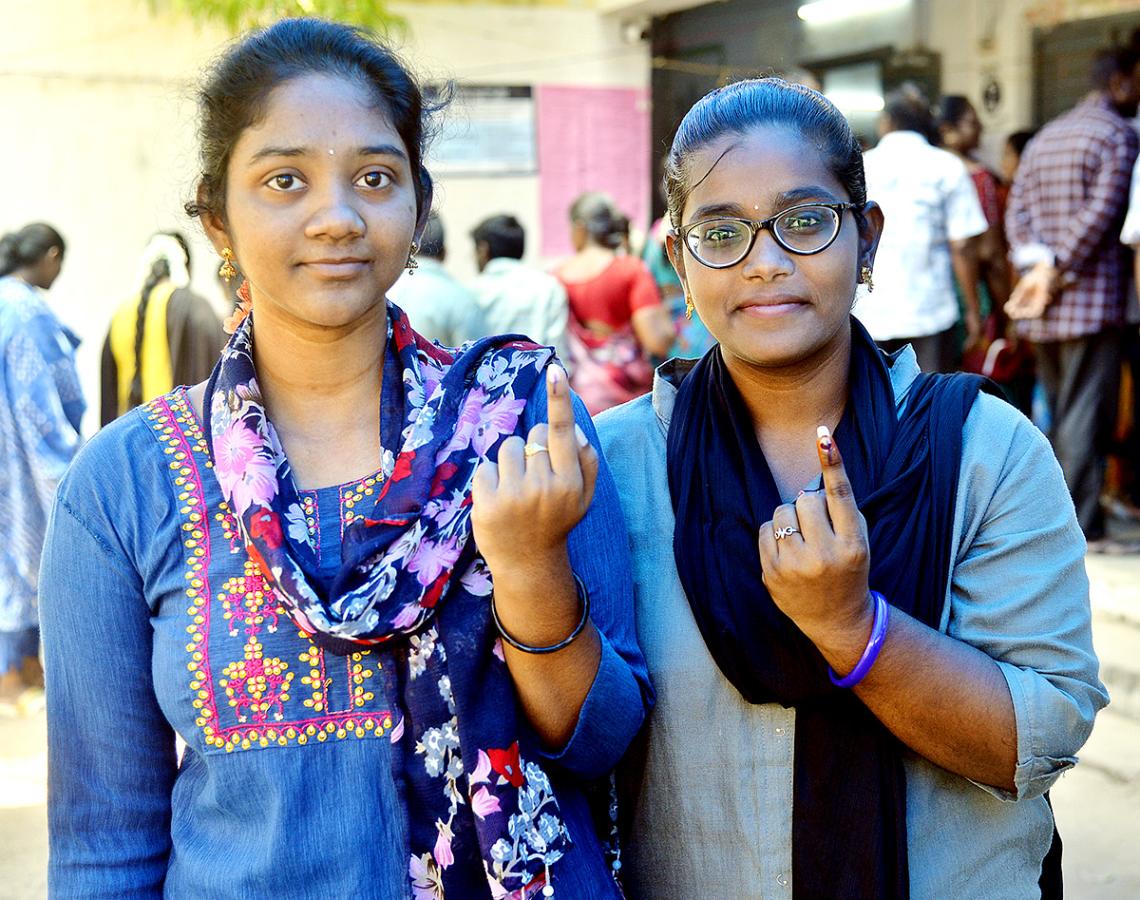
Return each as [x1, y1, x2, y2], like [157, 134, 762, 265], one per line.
[1033, 11, 1140, 125]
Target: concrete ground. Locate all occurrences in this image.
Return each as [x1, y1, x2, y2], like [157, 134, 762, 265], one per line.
[2, 542, 1138, 899]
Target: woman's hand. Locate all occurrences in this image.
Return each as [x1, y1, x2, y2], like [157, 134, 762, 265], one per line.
[471, 365, 599, 576]
[758, 426, 875, 663]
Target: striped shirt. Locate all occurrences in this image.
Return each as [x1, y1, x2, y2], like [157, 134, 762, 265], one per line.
[1005, 94, 1138, 342]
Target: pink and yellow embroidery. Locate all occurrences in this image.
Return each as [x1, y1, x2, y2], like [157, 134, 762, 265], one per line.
[145, 390, 394, 754]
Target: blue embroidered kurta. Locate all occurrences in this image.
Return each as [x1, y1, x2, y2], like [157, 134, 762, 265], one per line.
[0, 275, 83, 643]
[40, 380, 650, 898]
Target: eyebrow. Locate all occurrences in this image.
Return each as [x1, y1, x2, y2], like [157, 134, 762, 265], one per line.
[690, 186, 843, 221]
[246, 143, 409, 164]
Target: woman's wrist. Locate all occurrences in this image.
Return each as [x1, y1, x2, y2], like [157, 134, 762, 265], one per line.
[801, 590, 878, 675]
[485, 546, 587, 648]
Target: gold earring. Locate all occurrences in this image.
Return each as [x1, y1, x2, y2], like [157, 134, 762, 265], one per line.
[684, 293, 695, 320]
[406, 242, 420, 273]
[218, 248, 237, 285]
[860, 264, 874, 293]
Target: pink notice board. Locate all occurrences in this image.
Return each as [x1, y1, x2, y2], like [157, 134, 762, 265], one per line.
[536, 85, 651, 258]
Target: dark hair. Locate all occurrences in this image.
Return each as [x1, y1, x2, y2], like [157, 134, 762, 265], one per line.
[937, 95, 974, 129]
[883, 83, 936, 141]
[418, 212, 445, 259]
[0, 223, 65, 277]
[128, 231, 192, 409]
[663, 78, 866, 229]
[1091, 45, 1140, 90]
[569, 192, 620, 246]
[1006, 129, 1037, 158]
[472, 214, 525, 260]
[185, 18, 438, 229]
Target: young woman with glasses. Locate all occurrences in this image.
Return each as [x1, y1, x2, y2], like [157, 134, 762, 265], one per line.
[597, 78, 1104, 898]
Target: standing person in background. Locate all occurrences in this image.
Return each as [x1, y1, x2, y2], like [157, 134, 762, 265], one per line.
[643, 214, 716, 360]
[938, 96, 1011, 315]
[859, 84, 988, 372]
[1107, 146, 1140, 522]
[387, 211, 480, 347]
[1000, 130, 1038, 193]
[100, 231, 225, 425]
[0, 223, 83, 713]
[554, 192, 673, 414]
[469, 213, 570, 363]
[1005, 45, 1140, 549]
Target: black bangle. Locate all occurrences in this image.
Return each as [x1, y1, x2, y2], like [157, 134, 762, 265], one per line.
[490, 572, 591, 654]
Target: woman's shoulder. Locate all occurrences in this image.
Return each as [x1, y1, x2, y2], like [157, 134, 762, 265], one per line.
[61, 390, 194, 510]
[596, 393, 661, 462]
[962, 388, 1043, 461]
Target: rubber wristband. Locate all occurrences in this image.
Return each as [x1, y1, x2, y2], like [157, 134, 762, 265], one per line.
[828, 590, 889, 689]
[491, 572, 591, 654]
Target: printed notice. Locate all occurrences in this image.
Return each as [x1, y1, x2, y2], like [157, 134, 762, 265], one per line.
[536, 85, 651, 258]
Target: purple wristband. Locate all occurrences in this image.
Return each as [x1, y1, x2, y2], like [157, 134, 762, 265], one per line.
[828, 590, 889, 689]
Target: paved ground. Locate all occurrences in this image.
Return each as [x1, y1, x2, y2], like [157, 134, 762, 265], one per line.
[2, 542, 1138, 899]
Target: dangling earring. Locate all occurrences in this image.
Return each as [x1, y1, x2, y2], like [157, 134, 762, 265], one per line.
[684, 293, 695, 320]
[405, 242, 420, 274]
[218, 247, 237, 285]
[860, 264, 874, 293]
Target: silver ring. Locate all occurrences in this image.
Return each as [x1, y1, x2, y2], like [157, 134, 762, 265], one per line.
[774, 526, 801, 541]
[523, 442, 549, 458]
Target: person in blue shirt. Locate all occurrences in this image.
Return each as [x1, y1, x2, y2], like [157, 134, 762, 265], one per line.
[39, 19, 649, 899]
[0, 222, 82, 713]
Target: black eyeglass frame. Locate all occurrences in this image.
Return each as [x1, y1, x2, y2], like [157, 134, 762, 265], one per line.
[677, 201, 860, 269]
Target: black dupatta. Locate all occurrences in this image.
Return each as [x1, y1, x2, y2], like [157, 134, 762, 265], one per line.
[667, 319, 989, 898]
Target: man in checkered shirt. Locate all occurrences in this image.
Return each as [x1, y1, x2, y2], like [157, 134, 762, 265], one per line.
[1005, 45, 1140, 545]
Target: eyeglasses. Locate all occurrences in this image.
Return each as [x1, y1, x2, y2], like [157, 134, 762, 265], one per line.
[678, 202, 858, 269]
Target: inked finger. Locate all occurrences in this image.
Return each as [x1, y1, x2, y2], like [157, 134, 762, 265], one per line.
[816, 425, 861, 537]
[545, 365, 579, 476]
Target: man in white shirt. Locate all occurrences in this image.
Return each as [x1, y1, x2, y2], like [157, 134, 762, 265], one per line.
[388, 212, 480, 347]
[469, 215, 570, 365]
[858, 85, 988, 372]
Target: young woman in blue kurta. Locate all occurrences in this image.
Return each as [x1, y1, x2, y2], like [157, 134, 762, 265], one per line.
[39, 19, 649, 899]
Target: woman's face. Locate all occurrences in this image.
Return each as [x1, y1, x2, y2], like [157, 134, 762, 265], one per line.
[944, 105, 982, 153]
[667, 125, 881, 372]
[203, 72, 419, 330]
[31, 247, 63, 290]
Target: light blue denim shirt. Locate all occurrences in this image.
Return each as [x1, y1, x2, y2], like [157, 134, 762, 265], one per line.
[40, 381, 649, 899]
[598, 348, 1107, 900]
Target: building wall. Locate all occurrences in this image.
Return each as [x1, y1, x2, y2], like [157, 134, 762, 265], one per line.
[651, 0, 1140, 171]
[0, 1, 650, 434]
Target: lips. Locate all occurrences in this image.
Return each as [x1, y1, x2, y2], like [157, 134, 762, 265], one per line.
[736, 294, 810, 316]
[299, 257, 372, 279]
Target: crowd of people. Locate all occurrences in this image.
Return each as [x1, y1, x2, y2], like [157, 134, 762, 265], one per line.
[0, 11, 1135, 899]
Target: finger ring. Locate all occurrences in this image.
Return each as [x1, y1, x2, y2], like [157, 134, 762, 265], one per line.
[523, 443, 549, 458]
[774, 526, 800, 541]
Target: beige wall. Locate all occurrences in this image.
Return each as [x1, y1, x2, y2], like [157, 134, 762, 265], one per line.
[0, 2, 649, 434]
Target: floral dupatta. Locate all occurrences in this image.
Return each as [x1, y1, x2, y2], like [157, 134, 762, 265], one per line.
[205, 304, 571, 898]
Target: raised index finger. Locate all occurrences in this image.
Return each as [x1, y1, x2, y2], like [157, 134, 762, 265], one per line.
[545, 365, 580, 476]
[816, 425, 861, 536]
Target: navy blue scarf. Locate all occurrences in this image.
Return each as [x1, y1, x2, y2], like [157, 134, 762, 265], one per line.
[667, 319, 987, 899]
